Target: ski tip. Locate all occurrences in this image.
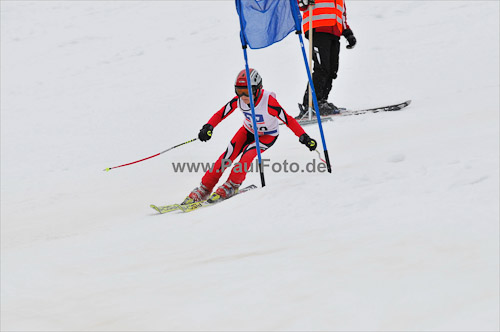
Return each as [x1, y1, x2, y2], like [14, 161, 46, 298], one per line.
[104, 168, 111, 172]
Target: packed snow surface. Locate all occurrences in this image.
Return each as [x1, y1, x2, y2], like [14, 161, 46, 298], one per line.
[1, 1, 499, 331]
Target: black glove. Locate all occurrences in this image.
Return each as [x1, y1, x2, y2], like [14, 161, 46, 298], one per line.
[342, 28, 356, 49]
[299, 133, 317, 151]
[298, 0, 314, 8]
[198, 124, 213, 142]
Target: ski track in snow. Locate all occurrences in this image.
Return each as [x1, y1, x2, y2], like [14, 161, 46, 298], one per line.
[1, 1, 499, 331]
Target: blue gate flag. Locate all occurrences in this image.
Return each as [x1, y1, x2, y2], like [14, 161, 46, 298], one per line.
[236, 0, 302, 49]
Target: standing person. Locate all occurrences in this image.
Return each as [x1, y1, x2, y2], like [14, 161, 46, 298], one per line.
[297, 0, 357, 117]
[183, 68, 318, 204]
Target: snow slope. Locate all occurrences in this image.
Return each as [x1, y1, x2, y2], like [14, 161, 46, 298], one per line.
[1, 1, 499, 331]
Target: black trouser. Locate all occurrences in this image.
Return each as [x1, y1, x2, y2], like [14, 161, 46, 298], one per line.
[302, 32, 341, 106]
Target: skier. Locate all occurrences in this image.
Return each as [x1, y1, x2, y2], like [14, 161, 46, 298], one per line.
[183, 68, 318, 204]
[297, 0, 357, 117]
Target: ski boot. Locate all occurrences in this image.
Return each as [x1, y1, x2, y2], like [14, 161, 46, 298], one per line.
[208, 180, 241, 203]
[182, 183, 211, 205]
[318, 100, 341, 115]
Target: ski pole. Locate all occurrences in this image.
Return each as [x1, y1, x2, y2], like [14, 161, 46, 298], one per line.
[104, 138, 197, 172]
[315, 149, 327, 164]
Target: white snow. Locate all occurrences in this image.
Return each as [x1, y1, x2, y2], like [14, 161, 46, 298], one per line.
[1, 1, 499, 331]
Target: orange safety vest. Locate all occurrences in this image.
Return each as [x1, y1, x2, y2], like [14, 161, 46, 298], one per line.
[302, 0, 345, 35]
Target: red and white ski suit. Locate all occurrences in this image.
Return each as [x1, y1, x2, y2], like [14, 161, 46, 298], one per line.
[201, 90, 306, 190]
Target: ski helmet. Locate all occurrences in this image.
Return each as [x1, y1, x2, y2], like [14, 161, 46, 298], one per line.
[234, 68, 263, 98]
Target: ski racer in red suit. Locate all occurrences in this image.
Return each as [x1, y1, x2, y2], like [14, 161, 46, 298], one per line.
[183, 68, 318, 203]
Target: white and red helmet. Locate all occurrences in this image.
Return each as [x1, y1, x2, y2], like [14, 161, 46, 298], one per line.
[234, 68, 263, 98]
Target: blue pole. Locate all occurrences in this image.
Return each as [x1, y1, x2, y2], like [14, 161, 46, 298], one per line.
[243, 45, 266, 187]
[236, 0, 266, 187]
[241, 47, 266, 187]
[289, 0, 332, 172]
[296, 32, 332, 173]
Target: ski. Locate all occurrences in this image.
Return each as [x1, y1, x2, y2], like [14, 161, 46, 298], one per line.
[150, 203, 181, 214]
[295, 100, 412, 126]
[178, 184, 257, 213]
[338, 99, 412, 116]
[150, 184, 257, 214]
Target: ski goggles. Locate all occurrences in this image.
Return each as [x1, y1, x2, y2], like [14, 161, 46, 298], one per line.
[235, 87, 250, 97]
